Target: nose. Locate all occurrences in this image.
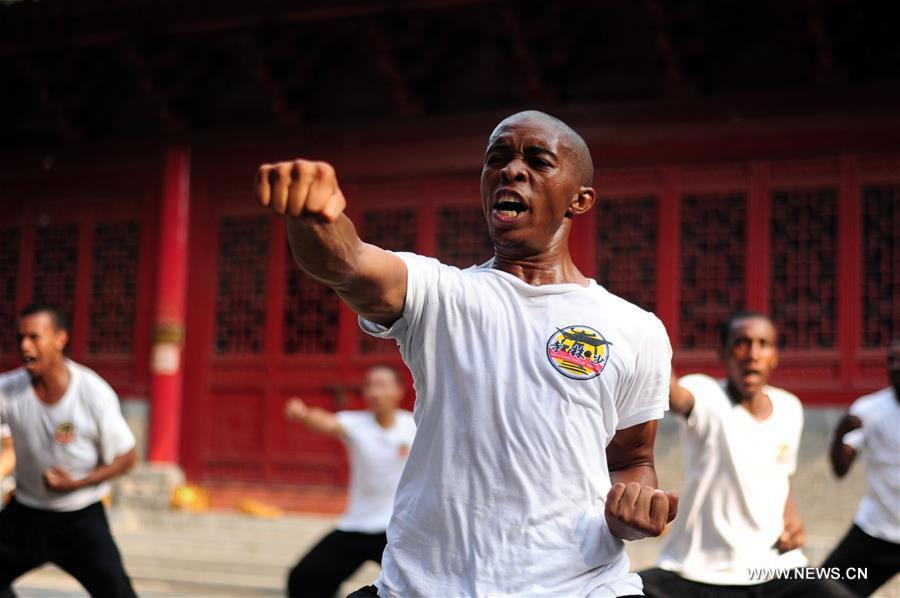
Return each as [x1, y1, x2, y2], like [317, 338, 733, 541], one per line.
[748, 340, 763, 361]
[500, 157, 527, 183]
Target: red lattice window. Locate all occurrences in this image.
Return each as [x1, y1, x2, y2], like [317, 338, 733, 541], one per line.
[862, 185, 900, 347]
[284, 241, 339, 354]
[770, 189, 837, 349]
[596, 196, 657, 312]
[214, 217, 269, 354]
[0, 227, 19, 355]
[437, 207, 492, 268]
[359, 208, 416, 354]
[680, 194, 746, 349]
[32, 224, 78, 325]
[89, 221, 139, 354]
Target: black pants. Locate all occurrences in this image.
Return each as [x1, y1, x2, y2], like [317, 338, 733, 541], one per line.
[639, 567, 858, 598]
[823, 523, 900, 596]
[288, 529, 387, 598]
[0, 497, 135, 598]
[346, 584, 644, 597]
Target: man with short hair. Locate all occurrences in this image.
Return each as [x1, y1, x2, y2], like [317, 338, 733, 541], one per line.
[823, 338, 900, 596]
[0, 304, 137, 598]
[256, 110, 677, 597]
[639, 311, 854, 598]
[285, 365, 415, 598]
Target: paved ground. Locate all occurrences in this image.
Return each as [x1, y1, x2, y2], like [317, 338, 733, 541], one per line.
[12, 408, 900, 597]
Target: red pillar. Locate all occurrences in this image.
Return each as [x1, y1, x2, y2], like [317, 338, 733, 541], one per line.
[148, 148, 191, 464]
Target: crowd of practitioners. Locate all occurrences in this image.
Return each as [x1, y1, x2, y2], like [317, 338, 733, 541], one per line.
[0, 110, 896, 597]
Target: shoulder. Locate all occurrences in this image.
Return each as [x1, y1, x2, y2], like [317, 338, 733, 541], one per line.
[68, 361, 119, 405]
[398, 409, 416, 428]
[766, 385, 803, 419]
[336, 409, 371, 428]
[678, 373, 721, 397]
[850, 387, 895, 418]
[0, 368, 31, 399]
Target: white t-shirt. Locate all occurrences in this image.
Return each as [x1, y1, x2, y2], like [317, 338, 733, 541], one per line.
[844, 387, 900, 544]
[361, 253, 672, 598]
[0, 359, 136, 512]
[336, 409, 416, 533]
[657, 374, 807, 585]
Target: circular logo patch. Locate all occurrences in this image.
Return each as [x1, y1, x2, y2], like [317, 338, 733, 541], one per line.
[55, 421, 76, 444]
[546, 325, 612, 380]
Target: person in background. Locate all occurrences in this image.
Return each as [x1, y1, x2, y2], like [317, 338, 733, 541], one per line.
[284, 365, 415, 598]
[0, 304, 137, 597]
[639, 310, 854, 598]
[823, 338, 900, 596]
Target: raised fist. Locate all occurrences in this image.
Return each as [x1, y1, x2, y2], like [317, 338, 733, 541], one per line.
[605, 482, 678, 541]
[284, 397, 309, 422]
[256, 159, 346, 222]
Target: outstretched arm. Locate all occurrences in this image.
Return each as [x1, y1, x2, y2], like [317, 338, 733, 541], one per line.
[284, 398, 346, 440]
[668, 371, 695, 417]
[256, 160, 407, 326]
[830, 412, 862, 477]
[44, 448, 137, 493]
[605, 420, 679, 540]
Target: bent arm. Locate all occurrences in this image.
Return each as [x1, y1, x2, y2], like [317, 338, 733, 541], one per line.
[777, 485, 805, 552]
[0, 437, 14, 478]
[830, 413, 861, 478]
[668, 371, 695, 416]
[605, 420, 679, 540]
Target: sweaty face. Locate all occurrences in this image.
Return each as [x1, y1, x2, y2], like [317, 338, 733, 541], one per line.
[721, 317, 778, 400]
[480, 116, 587, 255]
[362, 368, 403, 414]
[18, 313, 68, 377]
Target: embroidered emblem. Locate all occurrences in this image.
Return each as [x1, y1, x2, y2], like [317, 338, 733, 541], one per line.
[546, 325, 612, 380]
[55, 421, 76, 444]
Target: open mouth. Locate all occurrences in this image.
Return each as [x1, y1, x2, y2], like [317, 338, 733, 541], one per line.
[492, 191, 528, 221]
[22, 355, 37, 366]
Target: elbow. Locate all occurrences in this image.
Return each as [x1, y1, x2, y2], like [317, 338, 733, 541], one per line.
[121, 449, 138, 474]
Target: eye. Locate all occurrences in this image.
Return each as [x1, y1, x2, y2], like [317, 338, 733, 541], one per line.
[527, 156, 552, 169]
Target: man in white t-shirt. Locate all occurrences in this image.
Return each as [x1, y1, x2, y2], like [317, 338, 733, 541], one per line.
[285, 365, 416, 598]
[255, 110, 677, 597]
[0, 304, 137, 598]
[639, 311, 854, 598]
[824, 338, 900, 596]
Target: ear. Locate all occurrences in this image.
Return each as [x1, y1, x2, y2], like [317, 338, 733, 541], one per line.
[568, 187, 596, 216]
[54, 329, 69, 352]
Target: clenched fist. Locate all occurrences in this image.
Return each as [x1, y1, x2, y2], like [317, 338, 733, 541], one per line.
[256, 159, 346, 222]
[605, 482, 678, 541]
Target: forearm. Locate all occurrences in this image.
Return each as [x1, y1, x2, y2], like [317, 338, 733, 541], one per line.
[286, 217, 404, 325]
[609, 461, 658, 488]
[829, 437, 855, 477]
[0, 448, 14, 478]
[77, 449, 136, 488]
[296, 407, 344, 438]
[286, 215, 364, 289]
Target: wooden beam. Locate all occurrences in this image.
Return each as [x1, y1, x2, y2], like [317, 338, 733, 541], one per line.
[119, 42, 184, 135]
[644, 0, 693, 98]
[498, 4, 551, 105]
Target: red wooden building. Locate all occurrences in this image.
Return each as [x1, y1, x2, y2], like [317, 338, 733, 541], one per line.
[1, 0, 898, 487]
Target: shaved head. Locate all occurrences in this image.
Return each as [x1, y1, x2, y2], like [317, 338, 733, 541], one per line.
[489, 110, 594, 186]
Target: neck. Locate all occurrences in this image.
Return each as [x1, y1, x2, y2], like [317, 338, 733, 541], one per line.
[492, 238, 587, 286]
[726, 381, 771, 419]
[31, 359, 71, 405]
[374, 410, 396, 428]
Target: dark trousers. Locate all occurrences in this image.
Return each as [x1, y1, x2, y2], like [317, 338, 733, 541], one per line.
[288, 529, 387, 598]
[639, 567, 858, 598]
[823, 523, 900, 596]
[0, 497, 135, 598]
